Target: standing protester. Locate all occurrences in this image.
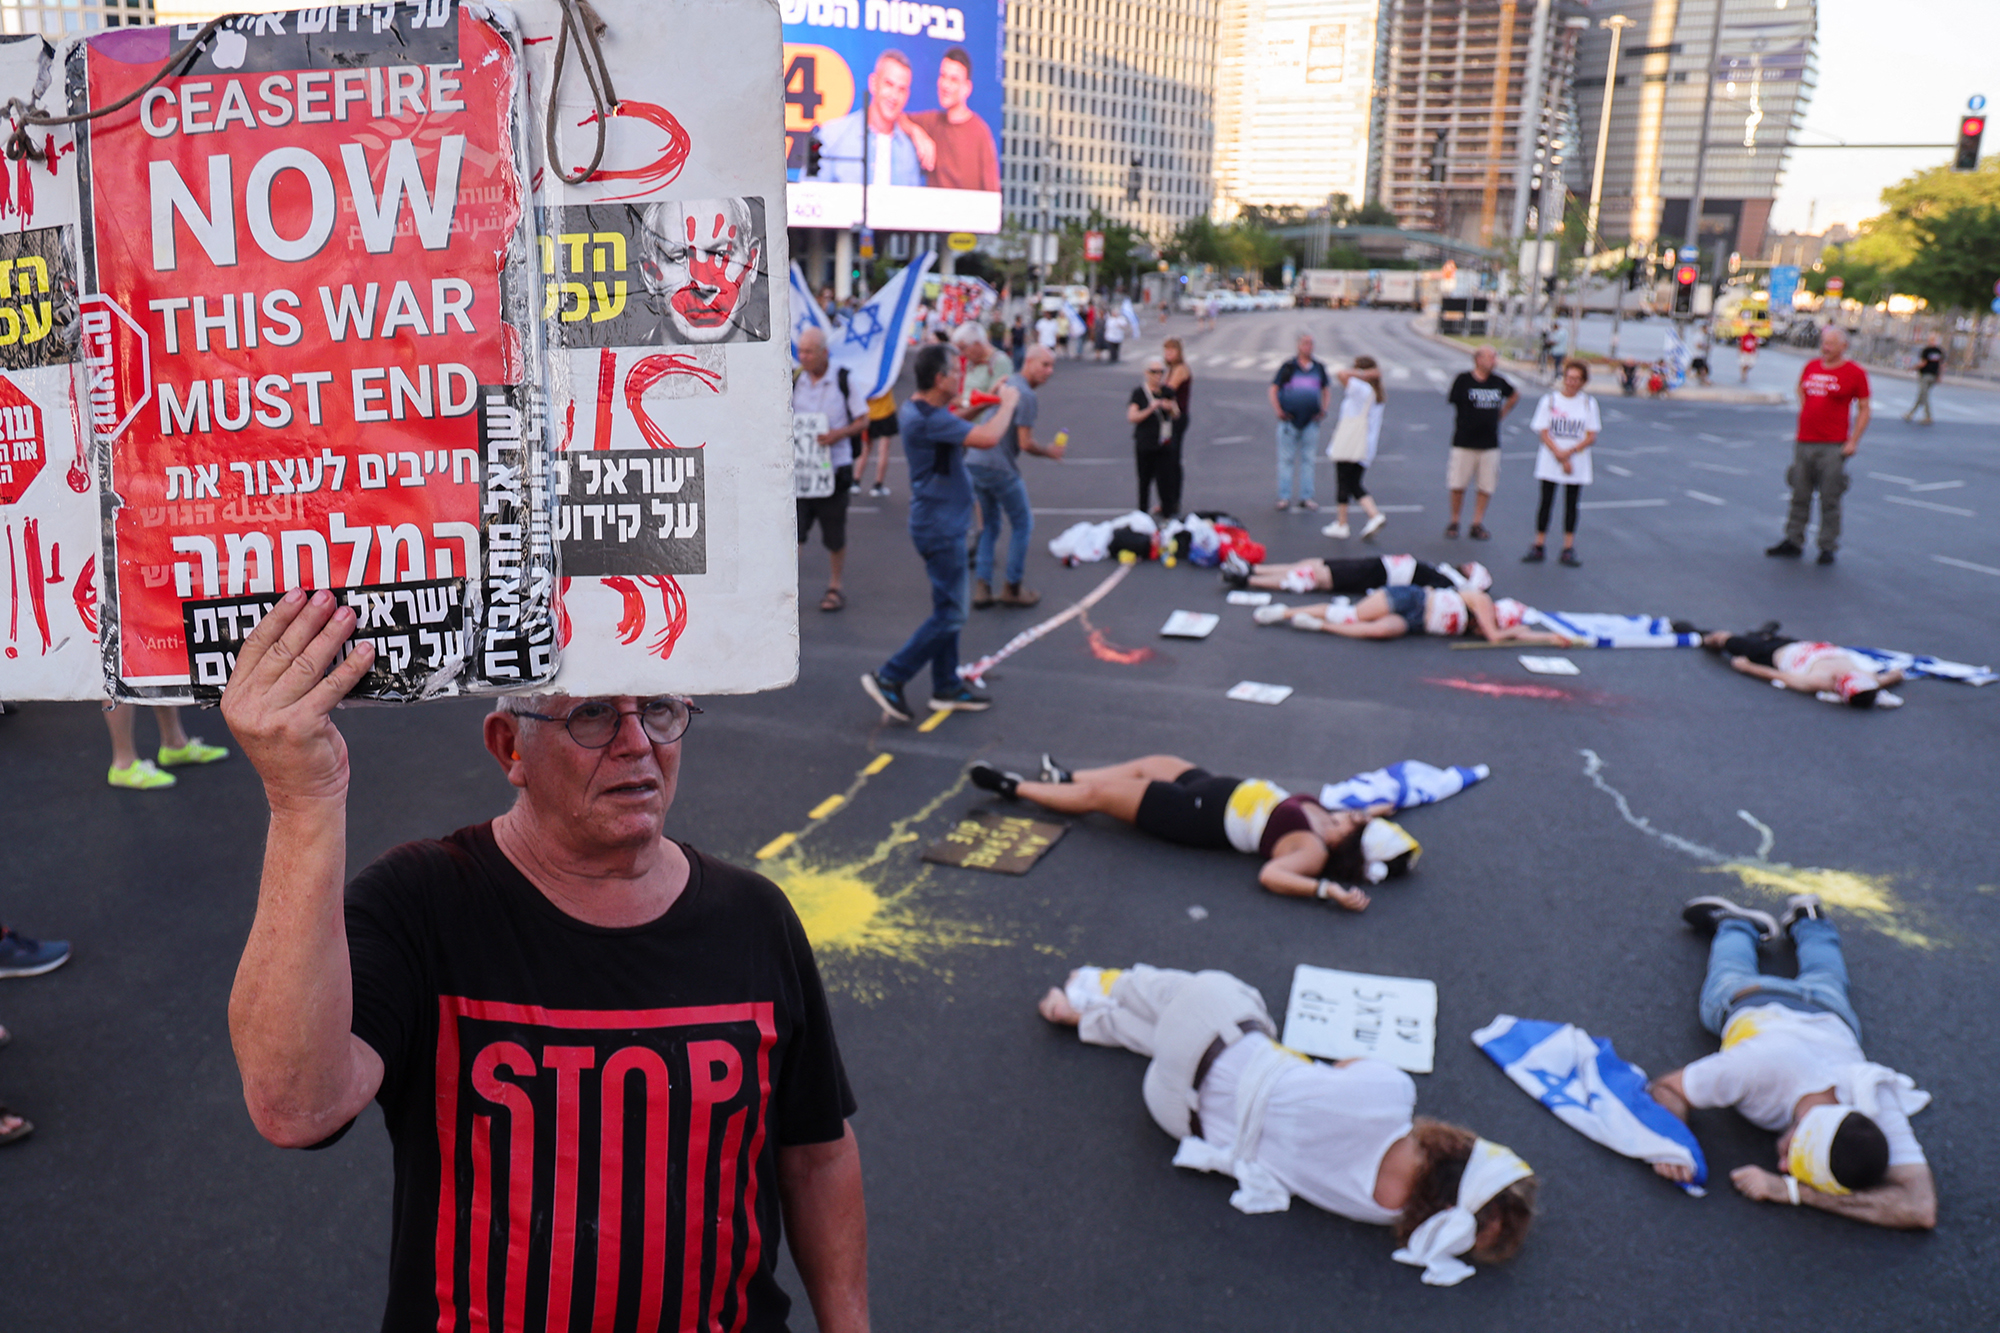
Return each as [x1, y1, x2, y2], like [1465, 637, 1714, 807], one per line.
[1269, 333, 1331, 511]
[1444, 345, 1517, 540]
[1648, 895, 1935, 1229]
[1738, 330, 1760, 384]
[970, 344, 1062, 610]
[793, 326, 871, 612]
[1034, 308, 1059, 352]
[1103, 305, 1129, 363]
[1905, 341, 1943, 424]
[0, 920, 70, 1146]
[1129, 358, 1184, 517]
[1323, 357, 1387, 541]
[861, 344, 1019, 722]
[1009, 313, 1028, 367]
[1162, 337, 1194, 501]
[219, 598, 869, 1332]
[860, 390, 900, 497]
[104, 703, 229, 790]
[1522, 360, 1600, 568]
[951, 323, 1014, 418]
[1768, 327, 1870, 566]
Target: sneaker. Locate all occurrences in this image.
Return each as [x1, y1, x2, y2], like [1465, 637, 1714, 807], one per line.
[870, 483, 891, 498]
[1220, 550, 1251, 581]
[1468, 523, 1491, 541]
[0, 927, 70, 978]
[1360, 513, 1387, 540]
[1765, 540, 1804, 558]
[1038, 753, 1073, 783]
[1681, 896, 1779, 943]
[1559, 548, 1581, 567]
[930, 683, 993, 712]
[1778, 894, 1823, 934]
[1252, 603, 1293, 625]
[1816, 550, 1836, 566]
[860, 672, 913, 723]
[108, 759, 176, 790]
[1220, 569, 1250, 591]
[1298, 499, 1320, 511]
[1521, 545, 1545, 564]
[967, 761, 1021, 798]
[1321, 520, 1351, 539]
[1443, 522, 1460, 539]
[157, 737, 229, 767]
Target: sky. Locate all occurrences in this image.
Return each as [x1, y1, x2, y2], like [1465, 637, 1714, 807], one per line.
[157, 0, 1997, 237]
[1763, 0, 2000, 234]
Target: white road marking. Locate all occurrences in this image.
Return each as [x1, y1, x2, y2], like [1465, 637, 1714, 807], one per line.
[1686, 490, 1727, 505]
[1884, 495, 1974, 517]
[1934, 554, 2000, 577]
[1581, 498, 1670, 509]
[1211, 435, 1252, 444]
[1650, 422, 1672, 431]
[1688, 460, 1749, 475]
[1376, 504, 1426, 513]
[1606, 464, 1634, 477]
[1405, 421, 1432, 430]
[1034, 507, 1131, 516]
[1698, 433, 1732, 444]
[1909, 480, 1967, 492]
[1231, 355, 1259, 369]
[1867, 471, 1919, 486]
[1059, 458, 1121, 465]
[1389, 365, 1412, 380]
[1424, 367, 1448, 385]
[1627, 445, 1670, 454]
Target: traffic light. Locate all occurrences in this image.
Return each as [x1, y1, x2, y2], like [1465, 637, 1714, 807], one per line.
[806, 136, 823, 178]
[1673, 263, 1698, 314]
[1624, 258, 1642, 290]
[1955, 114, 1984, 171]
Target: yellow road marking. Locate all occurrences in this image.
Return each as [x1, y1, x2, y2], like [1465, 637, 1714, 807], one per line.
[862, 753, 894, 776]
[754, 831, 798, 861]
[808, 794, 846, 820]
[917, 708, 951, 733]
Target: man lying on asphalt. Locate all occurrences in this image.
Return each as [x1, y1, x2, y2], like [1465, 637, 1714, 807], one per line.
[221, 590, 868, 1333]
[1647, 894, 1935, 1230]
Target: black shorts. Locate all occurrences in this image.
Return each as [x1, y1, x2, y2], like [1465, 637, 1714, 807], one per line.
[1720, 631, 1794, 668]
[1334, 461, 1368, 502]
[797, 464, 854, 551]
[866, 413, 899, 440]
[1134, 767, 1240, 851]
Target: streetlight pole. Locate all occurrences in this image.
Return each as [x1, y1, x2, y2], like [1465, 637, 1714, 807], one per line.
[1588, 15, 1635, 357]
[1678, 0, 1727, 372]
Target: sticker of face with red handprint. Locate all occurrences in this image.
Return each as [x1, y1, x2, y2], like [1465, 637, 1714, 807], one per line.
[634, 197, 770, 345]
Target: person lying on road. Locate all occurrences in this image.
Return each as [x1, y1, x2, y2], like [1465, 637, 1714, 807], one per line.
[1285, 585, 1570, 645]
[1701, 626, 1904, 709]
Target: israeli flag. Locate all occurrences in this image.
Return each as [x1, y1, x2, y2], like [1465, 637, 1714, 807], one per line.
[787, 261, 828, 360]
[1842, 645, 1995, 687]
[1522, 610, 1700, 649]
[1474, 1015, 1707, 1196]
[1318, 760, 1488, 813]
[1120, 296, 1141, 335]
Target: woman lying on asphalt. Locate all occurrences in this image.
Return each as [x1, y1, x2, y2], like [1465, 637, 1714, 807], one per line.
[1283, 584, 1571, 645]
[1037, 963, 1539, 1286]
[1221, 552, 1493, 598]
[1701, 626, 1905, 708]
[968, 754, 1417, 910]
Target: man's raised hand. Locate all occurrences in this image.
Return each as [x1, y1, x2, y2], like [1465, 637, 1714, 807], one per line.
[220, 588, 376, 809]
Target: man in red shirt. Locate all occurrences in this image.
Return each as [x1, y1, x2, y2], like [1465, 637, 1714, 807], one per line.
[1768, 327, 1870, 565]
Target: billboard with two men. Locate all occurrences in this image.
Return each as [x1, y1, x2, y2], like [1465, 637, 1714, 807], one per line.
[782, 0, 1003, 233]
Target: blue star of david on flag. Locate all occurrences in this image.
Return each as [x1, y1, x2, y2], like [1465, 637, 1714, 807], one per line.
[786, 253, 935, 400]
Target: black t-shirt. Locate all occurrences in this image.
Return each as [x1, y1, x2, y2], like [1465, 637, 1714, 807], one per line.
[1447, 371, 1515, 450]
[1918, 345, 1944, 378]
[342, 823, 855, 1333]
[1131, 385, 1170, 450]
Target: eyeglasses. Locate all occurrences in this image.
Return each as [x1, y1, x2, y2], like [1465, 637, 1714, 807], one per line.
[513, 697, 702, 748]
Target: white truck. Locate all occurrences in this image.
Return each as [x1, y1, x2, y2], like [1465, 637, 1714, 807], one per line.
[1297, 269, 1371, 307]
[1372, 271, 1418, 309]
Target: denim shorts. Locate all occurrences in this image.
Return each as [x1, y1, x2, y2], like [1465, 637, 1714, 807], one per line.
[1385, 584, 1426, 634]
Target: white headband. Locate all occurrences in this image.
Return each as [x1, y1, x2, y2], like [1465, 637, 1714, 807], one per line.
[1787, 1104, 1854, 1196]
[1390, 1138, 1533, 1287]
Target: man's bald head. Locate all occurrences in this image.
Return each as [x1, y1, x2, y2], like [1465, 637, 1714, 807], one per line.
[796, 324, 830, 375]
[1819, 325, 1849, 364]
[1473, 345, 1498, 375]
[1022, 343, 1056, 385]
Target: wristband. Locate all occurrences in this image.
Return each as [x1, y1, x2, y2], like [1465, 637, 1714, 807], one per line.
[1785, 1175, 1800, 1206]
[1315, 879, 1337, 901]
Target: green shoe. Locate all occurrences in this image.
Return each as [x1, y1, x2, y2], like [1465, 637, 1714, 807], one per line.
[158, 737, 229, 768]
[109, 759, 177, 790]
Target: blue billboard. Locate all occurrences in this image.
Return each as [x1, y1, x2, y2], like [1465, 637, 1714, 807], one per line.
[781, 0, 1004, 232]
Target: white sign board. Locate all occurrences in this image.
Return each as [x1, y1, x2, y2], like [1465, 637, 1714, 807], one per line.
[792, 413, 833, 499]
[1281, 964, 1438, 1073]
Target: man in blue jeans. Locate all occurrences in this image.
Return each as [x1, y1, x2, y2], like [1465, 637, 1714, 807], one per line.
[1644, 894, 1936, 1229]
[1268, 333, 1330, 510]
[862, 344, 1020, 723]
[969, 344, 1062, 610]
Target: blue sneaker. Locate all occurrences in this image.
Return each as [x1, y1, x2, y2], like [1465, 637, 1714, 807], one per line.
[0, 927, 70, 978]
[860, 672, 913, 724]
[929, 683, 992, 712]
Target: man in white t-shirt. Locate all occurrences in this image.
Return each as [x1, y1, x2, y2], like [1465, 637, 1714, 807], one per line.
[793, 326, 871, 611]
[1034, 312, 1059, 350]
[1647, 894, 1936, 1229]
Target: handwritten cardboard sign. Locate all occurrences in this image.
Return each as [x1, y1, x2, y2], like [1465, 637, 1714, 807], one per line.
[1280, 964, 1438, 1073]
[921, 810, 1067, 875]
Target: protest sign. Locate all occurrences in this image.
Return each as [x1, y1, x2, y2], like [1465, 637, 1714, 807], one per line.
[70, 4, 558, 702]
[791, 411, 833, 499]
[1281, 964, 1438, 1073]
[518, 0, 797, 696]
[921, 810, 1067, 875]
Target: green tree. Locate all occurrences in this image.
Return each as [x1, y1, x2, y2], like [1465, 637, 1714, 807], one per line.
[1898, 204, 2000, 310]
[1808, 156, 2000, 307]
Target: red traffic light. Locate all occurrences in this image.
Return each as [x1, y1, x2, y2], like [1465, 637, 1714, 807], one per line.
[1964, 116, 1986, 136]
[1675, 264, 1699, 286]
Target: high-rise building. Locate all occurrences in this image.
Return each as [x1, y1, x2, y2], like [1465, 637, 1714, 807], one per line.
[1000, 0, 1220, 237]
[1, 0, 153, 33]
[1570, 0, 1816, 266]
[1371, 0, 1589, 246]
[1211, 0, 1378, 218]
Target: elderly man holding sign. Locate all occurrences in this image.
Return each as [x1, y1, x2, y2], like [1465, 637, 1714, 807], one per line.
[220, 592, 870, 1332]
[795, 325, 871, 612]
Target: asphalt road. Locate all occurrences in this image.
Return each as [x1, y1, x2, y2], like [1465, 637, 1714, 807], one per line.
[3, 307, 1996, 1330]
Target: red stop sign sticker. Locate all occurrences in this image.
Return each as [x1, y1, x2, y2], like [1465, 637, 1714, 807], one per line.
[77, 293, 151, 442]
[0, 373, 45, 506]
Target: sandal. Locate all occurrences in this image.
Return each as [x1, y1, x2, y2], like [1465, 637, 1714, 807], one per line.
[0, 1106, 32, 1145]
[819, 587, 845, 612]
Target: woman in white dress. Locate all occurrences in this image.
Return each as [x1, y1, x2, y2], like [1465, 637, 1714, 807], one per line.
[1523, 359, 1601, 567]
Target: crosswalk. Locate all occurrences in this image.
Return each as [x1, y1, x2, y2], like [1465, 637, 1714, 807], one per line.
[1168, 348, 1459, 383]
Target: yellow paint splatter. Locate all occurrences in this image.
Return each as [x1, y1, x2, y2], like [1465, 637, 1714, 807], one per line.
[759, 772, 1013, 999]
[1581, 750, 1940, 948]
